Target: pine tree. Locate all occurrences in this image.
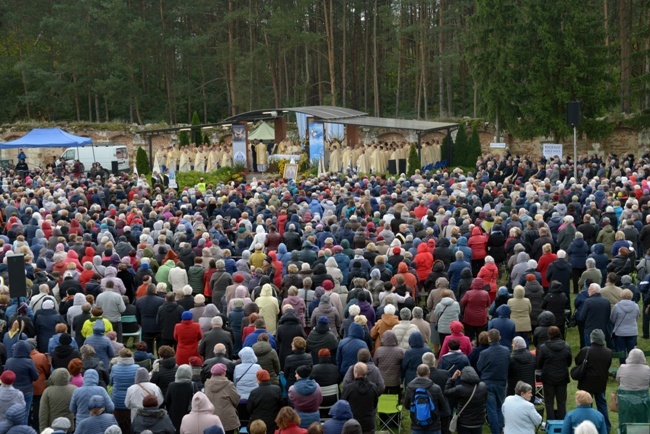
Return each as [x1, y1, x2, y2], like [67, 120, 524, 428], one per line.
[203, 132, 211, 145]
[135, 146, 150, 175]
[407, 144, 421, 176]
[179, 131, 190, 148]
[191, 111, 201, 144]
[453, 123, 469, 166]
[468, 126, 482, 167]
[442, 134, 453, 166]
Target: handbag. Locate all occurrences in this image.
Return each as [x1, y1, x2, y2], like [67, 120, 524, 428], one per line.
[449, 384, 477, 433]
[570, 347, 590, 381]
[608, 391, 618, 412]
[433, 304, 449, 331]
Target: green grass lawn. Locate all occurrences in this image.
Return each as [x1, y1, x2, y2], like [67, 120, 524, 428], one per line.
[393, 292, 650, 433]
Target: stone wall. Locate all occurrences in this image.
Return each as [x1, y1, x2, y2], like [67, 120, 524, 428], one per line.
[1, 124, 647, 168]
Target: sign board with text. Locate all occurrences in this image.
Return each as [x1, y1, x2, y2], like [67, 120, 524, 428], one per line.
[490, 142, 507, 149]
[542, 144, 563, 160]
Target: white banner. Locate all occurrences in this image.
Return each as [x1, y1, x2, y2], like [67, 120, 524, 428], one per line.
[168, 165, 177, 188]
[490, 142, 506, 149]
[543, 144, 563, 160]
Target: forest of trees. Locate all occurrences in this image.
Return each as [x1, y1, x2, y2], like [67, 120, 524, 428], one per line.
[0, 0, 645, 141]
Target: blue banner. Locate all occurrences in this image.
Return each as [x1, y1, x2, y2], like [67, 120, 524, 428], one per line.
[309, 121, 324, 161]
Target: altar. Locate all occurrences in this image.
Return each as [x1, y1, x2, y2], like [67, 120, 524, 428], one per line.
[269, 154, 303, 162]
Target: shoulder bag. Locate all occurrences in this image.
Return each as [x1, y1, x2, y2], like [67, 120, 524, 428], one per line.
[449, 384, 477, 433]
[570, 347, 590, 381]
[433, 304, 449, 331]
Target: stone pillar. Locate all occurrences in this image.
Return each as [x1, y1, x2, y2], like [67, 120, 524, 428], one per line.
[346, 125, 360, 146]
[274, 117, 286, 145]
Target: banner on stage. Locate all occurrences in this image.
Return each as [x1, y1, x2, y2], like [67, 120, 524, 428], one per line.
[168, 166, 177, 188]
[309, 121, 324, 162]
[490, 142, 506, 149]
[543, 143, 563, 160]
[232, 124, 247, 167]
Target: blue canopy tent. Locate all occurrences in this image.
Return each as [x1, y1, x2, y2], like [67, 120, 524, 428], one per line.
[0, 128, 92, 148]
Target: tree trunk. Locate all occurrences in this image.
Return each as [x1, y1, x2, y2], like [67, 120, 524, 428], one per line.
[372, 0, 380, 116]
[88, 90, 92, 122]
[323, 0, 336, 106]
[73, 73, 81, 121]
[420, 3, 428, 119]
[342, 0, 347, 106]
[473, 81, 478, 118]
[104, 96, 109, 122]
[604, 0, 609, 46]
[17, 39, 31, 118]
[438, 0, 445, 118]
[95, 94, 100, 123]
[228, 0, 237, 115]
[620, 0, 632, 113]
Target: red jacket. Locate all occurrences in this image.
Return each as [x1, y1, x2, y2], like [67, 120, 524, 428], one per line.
[413, 243, 434, 281]
[173, 320, 203, 365]
[439, 321, 473, 357]
[277, 214, 288, 237]
[275, 423, 307, 434]
[460, 278, 491, 326]
[477, 262, 499, 302]
[203, 268, 216, 297]
[467, 227, 488, 260]
[391, 262, 418, 293]
[537, 252, 557, 287]
[268, 251, 283, 287]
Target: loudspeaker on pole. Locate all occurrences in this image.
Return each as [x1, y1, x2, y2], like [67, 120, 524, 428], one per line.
[7, 254, 27, 299]
[567, 101, 581, 126]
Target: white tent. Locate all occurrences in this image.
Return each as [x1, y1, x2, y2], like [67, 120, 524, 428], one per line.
[248, 122, 275, 141]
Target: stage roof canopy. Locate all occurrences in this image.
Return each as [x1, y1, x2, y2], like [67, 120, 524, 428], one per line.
[1, 128, 92, 149]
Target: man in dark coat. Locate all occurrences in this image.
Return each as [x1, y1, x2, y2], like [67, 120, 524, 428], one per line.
[156, 292, 184, 347]
[477, 329, 511, 434]
[574, 329, 613, 432]
[536, 326, 572, 420]
[247, 369, 283, 434]
[404, 364, 451, 434]
[306, 316, 339, 365]
[201, 343, 236, 383]
[507, 336, 536, 399]
[198, 316, 233, 360]
[135, 284, 165, 352]
[276, 308, 307, 369]
[531, 228, 555, 261]
[341, 363, 379, 434]
[578, 283, 612, 348]
[545, 250, 572, 300]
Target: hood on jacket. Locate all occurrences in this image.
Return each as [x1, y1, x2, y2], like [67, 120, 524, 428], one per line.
[457, 237, 468, 247]
[432, 260, 444, 272]
[135, 367, 150, 384]
[325, 257, 338, 268]
[398, 262, 409, 273]
[408, 331, 424, 348]
[313, 263, 327, 275]
[83, 369, 100, 387]
[329, 399, 354, 420]
[460, 366, 481, 384]
[278, 244, 287, 255]
[238, 346, 258, 364]
[73, 293, 86, 306]
[470, 277, 485, 291]
[253, 340, 274, 357]
[626, 348, 647, 365]
[342, 419, 362, 434]
[460, 268, 472, 279]
[191, 391, 215, 413]
[496, 304, 511, 318]
[497, 286, 509, 298]
[549, 281, 563, 294]
[417, 243, 429, 254]
[235, 285, 249, 298]
[5, 403, 26, 425]
[450, 320, 463, 334]
[593, 243, 605, 254]
[380, 330, 398, 347]
[537, 311, 556, 327]
[513, 285, 525, 299]
[260, 284, 273, 297]
[93, 320, 105, 335]
[104, 267, 118, 278]
[50, 368, 71, 386]
[85, 247, 95, 257]
[293, 377, 318, 395]
[175, 365, 192, 382]
[202, 304, 219, 318]
[348, 322, 364, 340]
[13, 340, 31, 358]
[93, 255, 103, 266]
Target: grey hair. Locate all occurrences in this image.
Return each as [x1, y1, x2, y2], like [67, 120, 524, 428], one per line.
[455, 250, 464, 260]
[211, 316, 223, 327]
[513, 336, 527, 350]
[412, 307, 424, 319]
[400, 307, 412, 321]
[585, 258, 596, 269]
[421, 352, 436, 367]
[574, 421, 599, 434]
[514, 381, 532, 396]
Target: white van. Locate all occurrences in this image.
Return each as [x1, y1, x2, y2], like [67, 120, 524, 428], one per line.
[60, 143, 130, 174]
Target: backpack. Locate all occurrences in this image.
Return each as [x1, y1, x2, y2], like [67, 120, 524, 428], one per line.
[409, 387, 436, 427]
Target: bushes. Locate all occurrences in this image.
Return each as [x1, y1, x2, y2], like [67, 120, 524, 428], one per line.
[468, 126, 482, 163]
[135, 147, 150, 175]
[407, 144, 421, 176]
[175, 166, 245, 189]
[453, 124, 470, 167]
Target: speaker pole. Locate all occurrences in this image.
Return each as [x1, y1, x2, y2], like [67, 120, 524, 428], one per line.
[573, 125, 578, 181]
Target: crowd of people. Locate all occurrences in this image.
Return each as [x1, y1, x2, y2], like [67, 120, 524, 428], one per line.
[0, 148, 647, 434]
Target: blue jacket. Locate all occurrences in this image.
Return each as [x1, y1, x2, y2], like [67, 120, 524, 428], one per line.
[34, 309, 64, 353]
[109, 359, 139, 409]
[334, 253, 351, 286]
[562, 405, 607, 434]
[438, 351, 470, 373]
[3, 342, 37, 395]
[488, 305, 516, 350]
[588, 244, 609, 285]
[336, 323, 369, 376]
[323, 400, 354, 434]
[74, 412, 118, 434]
[448, 259, 471, 291]
[401, 332, 429, 385]
[453, 238, 472, 262]
[0, 403, 37, 434]
[243, 329, 277, 349]
[135, 293, 165, 334]
[567, 238, 590, 269]
[476, 341, 510, 386]
[83, 322, 115, 368]
[69, 370, 115, 423]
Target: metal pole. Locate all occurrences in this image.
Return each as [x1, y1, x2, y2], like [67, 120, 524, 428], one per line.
[148, 135, 153, 171]
[573, 125, 577, 181]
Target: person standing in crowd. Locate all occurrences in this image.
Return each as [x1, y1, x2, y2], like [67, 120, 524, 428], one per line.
[537, 326, 572, 421]
[615, 348, 650, 427]
[403, 364, 450, 434]
[476, 329, 510, 434]
[562, 391, 608, 434]
[502, 381, 542, 433]
[341, 363, 378, 434]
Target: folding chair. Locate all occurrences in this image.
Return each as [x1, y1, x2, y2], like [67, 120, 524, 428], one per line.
[534, 369, 544, 405]
[376, 394, 402, 434]
[318, 384, 340, 420]
[609, 351, 625, 377]
[121, 315, 141, 346]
